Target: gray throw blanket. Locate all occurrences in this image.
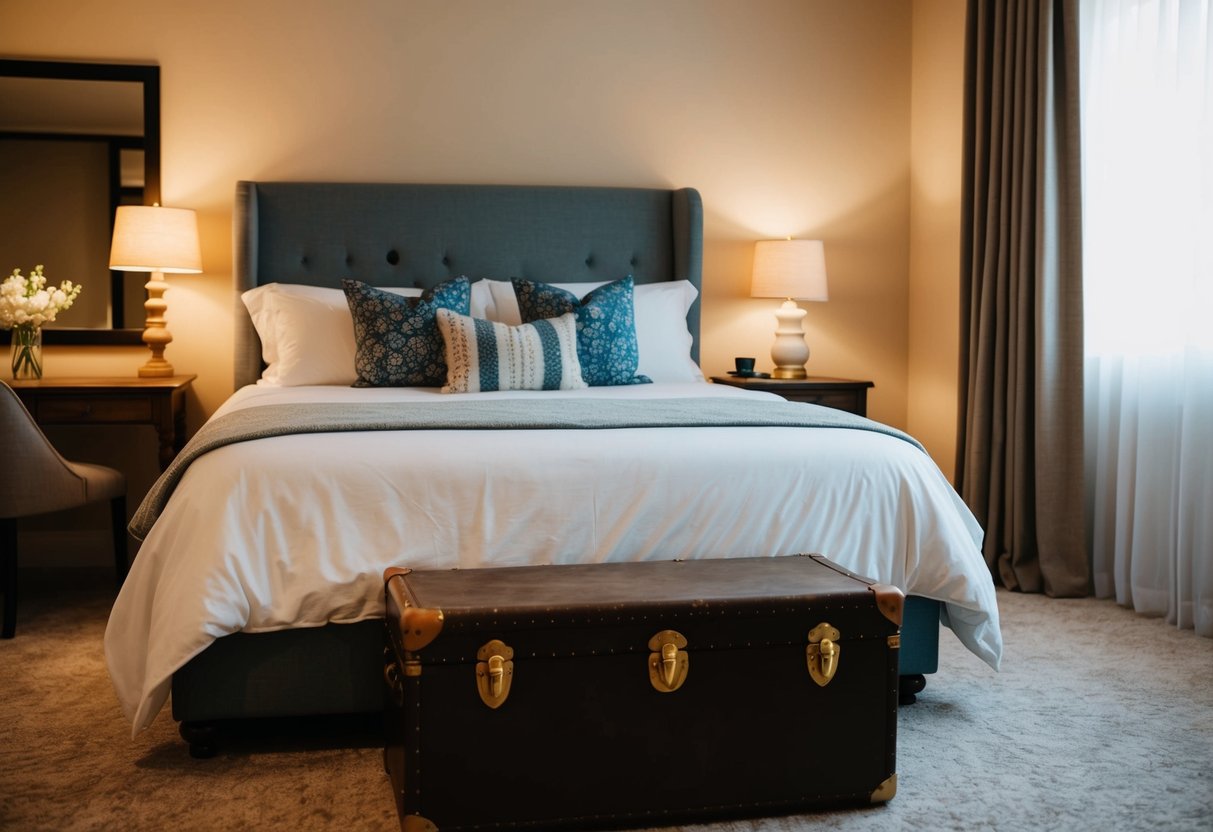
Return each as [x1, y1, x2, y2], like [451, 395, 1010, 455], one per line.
[129, 397, 924, 539]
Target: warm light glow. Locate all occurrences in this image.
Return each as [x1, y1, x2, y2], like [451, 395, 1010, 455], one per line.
[107, 204, 202, 378]
[750, 239, 829, 301]
[749, 239, 829, 378]
[109, 205, 202, 274]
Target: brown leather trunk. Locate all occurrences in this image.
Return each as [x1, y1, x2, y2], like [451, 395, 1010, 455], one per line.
[383, 554, 902, 831]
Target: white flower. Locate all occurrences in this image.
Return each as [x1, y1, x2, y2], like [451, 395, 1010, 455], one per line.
[0, 265, 82, 330]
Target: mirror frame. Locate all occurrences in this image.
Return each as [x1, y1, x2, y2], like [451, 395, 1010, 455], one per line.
[0, 58, 160, 346]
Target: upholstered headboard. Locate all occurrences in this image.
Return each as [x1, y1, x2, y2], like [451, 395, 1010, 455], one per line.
[232, 182, 704, 389]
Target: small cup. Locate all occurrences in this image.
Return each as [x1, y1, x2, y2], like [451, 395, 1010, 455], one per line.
[734, 357, 756, 374]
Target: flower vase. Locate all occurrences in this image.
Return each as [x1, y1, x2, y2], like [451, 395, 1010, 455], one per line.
[10, 324, 43, 380]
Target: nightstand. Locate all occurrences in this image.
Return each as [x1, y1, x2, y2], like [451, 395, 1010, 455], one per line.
[9, 375, 195, 471]
[710, 375, 874, 417]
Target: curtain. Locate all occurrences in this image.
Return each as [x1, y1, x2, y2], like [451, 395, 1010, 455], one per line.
[1081, 0, 1213, 636]
[958, 0, 1090, 596]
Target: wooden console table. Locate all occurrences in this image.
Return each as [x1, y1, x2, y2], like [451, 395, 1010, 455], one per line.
[9, 375, 195, 471]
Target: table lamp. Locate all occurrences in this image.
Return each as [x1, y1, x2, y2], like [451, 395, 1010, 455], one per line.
[108, 205, 202, 378]
[750, 238, 828, 378]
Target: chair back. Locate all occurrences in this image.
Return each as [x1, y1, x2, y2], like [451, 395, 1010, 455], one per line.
[0, 381, 89, 518]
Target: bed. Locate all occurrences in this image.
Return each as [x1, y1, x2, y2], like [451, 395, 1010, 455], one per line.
[104, 182, 1002, 754]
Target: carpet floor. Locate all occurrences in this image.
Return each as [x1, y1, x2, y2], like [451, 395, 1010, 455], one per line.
[1, 569, 1210, 831]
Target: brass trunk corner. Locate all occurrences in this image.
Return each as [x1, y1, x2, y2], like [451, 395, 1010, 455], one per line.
[870, 773, 897, 803]
[868, 584, 905, 626]
[401, 605, 445, 652]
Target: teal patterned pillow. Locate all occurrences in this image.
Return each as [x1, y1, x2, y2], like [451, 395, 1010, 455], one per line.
[343, 277, 471, 386]
[512, 276, 650, 386]
[436, 309, 586, 393]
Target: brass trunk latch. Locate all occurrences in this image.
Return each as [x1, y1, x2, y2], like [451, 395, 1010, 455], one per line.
[476, 639, 514, 709]
[648, 629, 689, 693]
[806, 622, 841, 687]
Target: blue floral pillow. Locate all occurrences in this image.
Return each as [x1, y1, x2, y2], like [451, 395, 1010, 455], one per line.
[343, 277, 470, 387]
[512, 276, 650, 386]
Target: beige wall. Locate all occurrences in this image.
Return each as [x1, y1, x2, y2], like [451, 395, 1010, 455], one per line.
[2, 0, 914, 431]
[908, 0, 966, 482]
[5, 1, 981, 565]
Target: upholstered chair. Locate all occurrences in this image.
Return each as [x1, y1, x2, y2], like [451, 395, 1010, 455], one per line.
[1, 380, 127, 638]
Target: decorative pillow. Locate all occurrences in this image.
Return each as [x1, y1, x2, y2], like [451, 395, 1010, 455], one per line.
[343, 277, 471, 387]
[242, 282, 422, 387]
[512, 276, 648, 386]
[436, 309, 586, 393]
[485, 279, 702, 382]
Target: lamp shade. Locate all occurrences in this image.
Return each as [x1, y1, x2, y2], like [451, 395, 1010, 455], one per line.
[109, 205, 202, 274]
[750, 239, 828, 301]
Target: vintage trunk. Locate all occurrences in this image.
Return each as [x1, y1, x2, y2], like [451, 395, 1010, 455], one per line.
[383, 554, 902, 831]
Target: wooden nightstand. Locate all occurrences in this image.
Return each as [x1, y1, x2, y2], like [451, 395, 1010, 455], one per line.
[710, 375, 874, 417]
[9, 375, 195, 471]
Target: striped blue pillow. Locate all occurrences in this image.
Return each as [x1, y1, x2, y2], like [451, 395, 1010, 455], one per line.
[436, 309, 587, 393]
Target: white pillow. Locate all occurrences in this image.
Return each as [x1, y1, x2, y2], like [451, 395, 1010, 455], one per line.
[468, 279, 496, 320]
[483, 279, 703, 382]
[630, 281, 703, 383]
[241, 280, 496, 386]
[436, 309, 586, 393]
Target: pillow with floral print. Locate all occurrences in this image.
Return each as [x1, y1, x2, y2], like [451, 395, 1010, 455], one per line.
[512, 276, 649, 386]
[342, 277, 470, 387]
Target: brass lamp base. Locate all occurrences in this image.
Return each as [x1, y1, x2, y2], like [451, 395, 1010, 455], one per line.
[771, 367, 808, 379]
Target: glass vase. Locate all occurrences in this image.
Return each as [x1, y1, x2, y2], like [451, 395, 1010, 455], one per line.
[10, 324, 43, 380]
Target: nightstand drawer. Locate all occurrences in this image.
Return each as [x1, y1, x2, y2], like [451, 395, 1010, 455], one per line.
[709, 375, 874, 417]
[786, 390, 864, 412]
[35, 396, 154, 423]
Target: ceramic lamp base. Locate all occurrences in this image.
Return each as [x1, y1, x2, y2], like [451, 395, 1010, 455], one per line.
[769, 299, 810, 379]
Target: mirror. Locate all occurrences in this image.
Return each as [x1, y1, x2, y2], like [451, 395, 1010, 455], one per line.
[0, 59, 160, 346]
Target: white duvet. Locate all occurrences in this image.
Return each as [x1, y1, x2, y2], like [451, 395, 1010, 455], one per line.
[105, 382, 1002, 734]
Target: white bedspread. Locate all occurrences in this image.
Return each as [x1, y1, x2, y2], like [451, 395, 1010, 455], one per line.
[105, 382, 1002, 734]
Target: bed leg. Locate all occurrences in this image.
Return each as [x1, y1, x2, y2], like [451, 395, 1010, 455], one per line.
[179, 721, 218, 758]
[899, 674, 927, 705]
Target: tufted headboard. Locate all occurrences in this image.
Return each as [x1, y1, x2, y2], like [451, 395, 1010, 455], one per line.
[233, 181, 704, 389]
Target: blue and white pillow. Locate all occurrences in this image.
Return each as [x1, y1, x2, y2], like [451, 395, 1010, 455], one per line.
[512, 276, 650, 386]
[436, 309, 586, 393]
[343, 277, 471, 387]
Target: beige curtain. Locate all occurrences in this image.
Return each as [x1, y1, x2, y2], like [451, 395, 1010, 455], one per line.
[956, 0, 1088, 597]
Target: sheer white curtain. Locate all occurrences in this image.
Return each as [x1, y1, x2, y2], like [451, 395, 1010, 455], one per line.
[1081, 0, 1213, 635]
